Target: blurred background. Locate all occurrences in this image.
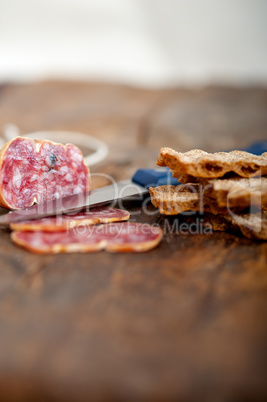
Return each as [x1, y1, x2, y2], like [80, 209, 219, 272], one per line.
[0, 0, 266, 175]
[1, 0, 267, 86]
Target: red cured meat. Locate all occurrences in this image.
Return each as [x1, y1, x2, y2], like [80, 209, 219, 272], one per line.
[11, 222, 163, 253]
[0, 137, 90, 209]
[10, 207, 130, 231]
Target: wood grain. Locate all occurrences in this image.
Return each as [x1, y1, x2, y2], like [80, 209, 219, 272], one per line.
[0, 81, 266, 401]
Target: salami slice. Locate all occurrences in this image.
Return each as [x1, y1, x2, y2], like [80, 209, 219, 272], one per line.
[0, 136, 90, 209]
[11, 222, 162, 254]
[10, 207, 130, 231]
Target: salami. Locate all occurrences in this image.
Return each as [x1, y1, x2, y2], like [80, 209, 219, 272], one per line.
[11, 222, 162, 254]
[10, 207, 130, 231]
[0, 136, 90, 209]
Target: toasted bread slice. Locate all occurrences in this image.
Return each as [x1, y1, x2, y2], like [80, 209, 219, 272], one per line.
[149, 184, 245, 216]
[157, 147, 267, 179]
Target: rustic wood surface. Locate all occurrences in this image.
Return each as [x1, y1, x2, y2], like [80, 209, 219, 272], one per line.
[0, 81, 266, 401]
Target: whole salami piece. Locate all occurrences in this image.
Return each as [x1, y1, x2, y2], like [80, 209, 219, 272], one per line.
[11, 222, 163, 254]
[0, 137, 90, 209]
[10, 207, 130, 232]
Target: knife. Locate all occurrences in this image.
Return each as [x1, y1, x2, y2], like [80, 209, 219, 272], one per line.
[0, 141, 266, 225]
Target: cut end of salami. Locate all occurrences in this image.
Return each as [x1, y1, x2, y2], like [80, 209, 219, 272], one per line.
[0, 137, 90, 210]
[11, 222, 163, 254]
[10, 207, 130, 232]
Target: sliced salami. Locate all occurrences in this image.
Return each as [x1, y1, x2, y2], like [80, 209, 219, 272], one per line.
[0, 137, 90, 209]
[11, 222, 162, 254]
[10, 207, 130, 232]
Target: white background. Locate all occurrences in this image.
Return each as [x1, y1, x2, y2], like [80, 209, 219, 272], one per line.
[0, 0, 267, 86]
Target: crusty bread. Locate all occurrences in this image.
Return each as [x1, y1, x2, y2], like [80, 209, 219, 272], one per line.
[149, 185, 199, 215]
[157, 147, 267, 179]
[152, 147, 267, 241]
[149, 184, 245, 216]
[171, 176, 267, 209]
[206, 177, 267, 209]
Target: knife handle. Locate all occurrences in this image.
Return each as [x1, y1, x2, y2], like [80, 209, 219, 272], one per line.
[132, 141, 267, 188]
[132, 169, 179, 188]
[240, 141, 267, 155]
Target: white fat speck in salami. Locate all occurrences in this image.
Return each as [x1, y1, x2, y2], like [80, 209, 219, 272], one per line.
[13, 168, 22, 189]
[0, 137, 90, 209]
[10, 207, 130, 232]
[11, 222, 162, 254]
[65, 173, 72, 182]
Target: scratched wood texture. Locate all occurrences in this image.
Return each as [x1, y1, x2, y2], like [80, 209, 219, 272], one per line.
[0, 81, 266, 402]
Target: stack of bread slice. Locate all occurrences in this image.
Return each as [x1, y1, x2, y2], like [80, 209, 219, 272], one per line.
[149, 147, 267, 240]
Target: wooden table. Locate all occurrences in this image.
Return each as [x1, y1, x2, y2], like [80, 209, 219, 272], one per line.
[0, 82, 266, 401]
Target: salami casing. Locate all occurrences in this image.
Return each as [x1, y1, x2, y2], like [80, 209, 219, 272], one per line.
[0, 137, 90, 209]
[10, 207, 130, 231]
[11, 222, 162, 254]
